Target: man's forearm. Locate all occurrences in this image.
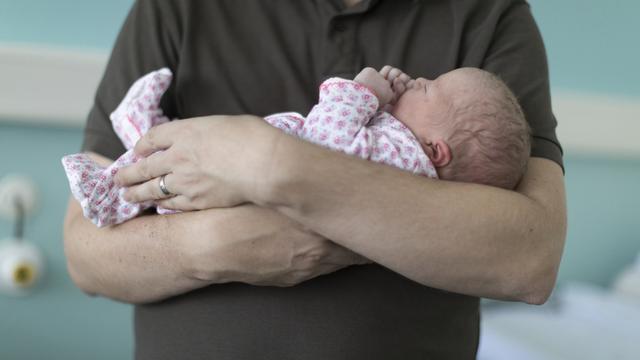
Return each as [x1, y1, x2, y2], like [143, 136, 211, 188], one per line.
[64, 196, 365, 303]
[259, 134, 567, 304]
[63, 197, 210, 303]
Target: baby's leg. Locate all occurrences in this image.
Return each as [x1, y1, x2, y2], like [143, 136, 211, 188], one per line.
[61, 151, 152, 227]
[110, 68, 173, 150]
[109, 68, 178, 216]
[62, 68, 177, 226]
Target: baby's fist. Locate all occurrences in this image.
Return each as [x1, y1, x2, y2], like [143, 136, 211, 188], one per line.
[380, 65, 412, 104]
[354, 67, 394, 106]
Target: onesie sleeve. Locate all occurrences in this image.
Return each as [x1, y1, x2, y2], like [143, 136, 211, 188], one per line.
[300, 78, 379, 152]
[81, 0, 182, 160]
[476, 1, 563, 171]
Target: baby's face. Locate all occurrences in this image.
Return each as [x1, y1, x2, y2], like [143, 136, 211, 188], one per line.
[391, 68, 483, 145]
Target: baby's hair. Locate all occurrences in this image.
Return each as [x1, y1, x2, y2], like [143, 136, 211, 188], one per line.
[440, 69, 531, 190]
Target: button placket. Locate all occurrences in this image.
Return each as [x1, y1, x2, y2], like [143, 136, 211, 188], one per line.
[333, 21, 347, 33]
[323, 16, 358, 80]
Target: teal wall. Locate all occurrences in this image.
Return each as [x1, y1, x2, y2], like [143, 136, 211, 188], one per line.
[0, 1, 639, 359]
[0, 125, 132, 360]
[0, 1, 136, 359]
[561, 155, 640, 286]
[0, 0, 132, 49]
[530, 0, 640, 97]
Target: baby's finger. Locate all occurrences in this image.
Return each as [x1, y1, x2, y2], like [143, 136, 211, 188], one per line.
[392, 78, 406, 102]
[379, 65, 392, 79]
[388, 68, 403, 82]
[399, 73, 411, 84]
[406, 79, 416, 89]
[394, 78, 406, 91]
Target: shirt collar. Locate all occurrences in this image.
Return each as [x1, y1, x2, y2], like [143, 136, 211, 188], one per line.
[330, 0, 379, 15]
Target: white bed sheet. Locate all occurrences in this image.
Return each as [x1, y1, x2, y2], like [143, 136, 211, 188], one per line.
[478, 283, 640, 360]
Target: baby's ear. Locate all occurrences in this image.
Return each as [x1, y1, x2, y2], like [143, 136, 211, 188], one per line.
[428, 139, 452, 168]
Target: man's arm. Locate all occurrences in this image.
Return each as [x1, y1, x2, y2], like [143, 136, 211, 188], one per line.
[64, 153, 367, 304]
[64, 197, 197, 303]
[259, 133, 566, 305]
[253, 2, 566, 305]
[114, 115, 565, 305]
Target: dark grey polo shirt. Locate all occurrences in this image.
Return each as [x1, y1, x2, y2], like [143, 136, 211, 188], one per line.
[82, 0, 563, 359]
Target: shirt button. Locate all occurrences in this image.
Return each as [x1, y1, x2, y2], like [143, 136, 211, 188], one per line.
[333, 22, 347, 32]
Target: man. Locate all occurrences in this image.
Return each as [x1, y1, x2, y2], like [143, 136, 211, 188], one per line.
[64, 0, 566, 359]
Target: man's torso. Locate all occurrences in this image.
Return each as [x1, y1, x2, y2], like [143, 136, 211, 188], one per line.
[83, 0, 560, 359]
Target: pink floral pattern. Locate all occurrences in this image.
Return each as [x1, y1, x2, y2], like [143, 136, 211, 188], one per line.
[62, 73, 437, 228]
[61, 68, 176, 228]
[264, 78, 438, 178]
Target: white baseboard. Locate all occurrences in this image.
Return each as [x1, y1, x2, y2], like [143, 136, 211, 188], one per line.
[1, 43, 638, 157]
[553, 90, 640, 157]
[0, 43, 108, 127]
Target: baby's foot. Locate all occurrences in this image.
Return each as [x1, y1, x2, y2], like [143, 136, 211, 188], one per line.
[110, 68, 173, 149]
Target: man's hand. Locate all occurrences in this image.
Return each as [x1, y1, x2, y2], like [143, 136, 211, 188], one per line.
[114, 115, 280, 211]
[65, 199, 370, 303]
[65, 153, 370, 303]
[189, 205, 371, 287]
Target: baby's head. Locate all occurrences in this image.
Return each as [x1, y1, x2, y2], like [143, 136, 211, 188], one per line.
[392, 67, 530, 189]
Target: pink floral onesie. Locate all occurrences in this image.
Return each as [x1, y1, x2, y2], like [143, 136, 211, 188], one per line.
[264, 78, 438, 178]
[62, 69, 437, 228]
[61, 68, 176, 227]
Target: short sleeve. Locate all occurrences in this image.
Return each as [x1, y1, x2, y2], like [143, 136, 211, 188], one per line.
[476, 1, 564, 171]
[81, 0, 182, 160]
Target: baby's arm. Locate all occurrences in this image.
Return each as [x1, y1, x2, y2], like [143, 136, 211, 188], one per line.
[354, 66, 414, 108]
[110, 68, 173, 149]
[353, 67, 394, 107]
[298, 78, 379, 153]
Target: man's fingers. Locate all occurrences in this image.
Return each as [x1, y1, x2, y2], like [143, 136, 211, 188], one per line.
[123, 173, 177, 203]
[156, 195, 196, 211]
[134, 122, 177, 157]
[115, 150, 173, 186]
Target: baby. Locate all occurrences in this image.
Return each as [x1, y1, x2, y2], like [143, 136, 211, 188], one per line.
[62, 66, 530, 227]
[265, 66, 531, 189]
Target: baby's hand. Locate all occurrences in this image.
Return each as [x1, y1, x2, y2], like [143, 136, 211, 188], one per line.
[353, 67, 394, 106]
[379, 65, 412, 104]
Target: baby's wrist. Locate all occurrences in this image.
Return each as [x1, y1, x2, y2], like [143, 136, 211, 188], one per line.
[353, 68, 392, 106]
